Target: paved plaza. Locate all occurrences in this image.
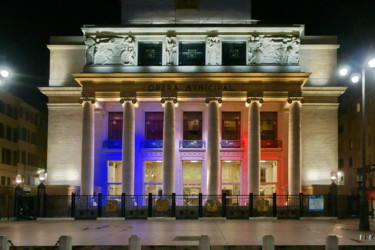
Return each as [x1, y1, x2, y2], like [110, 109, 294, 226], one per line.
[1, 219, 375, 247]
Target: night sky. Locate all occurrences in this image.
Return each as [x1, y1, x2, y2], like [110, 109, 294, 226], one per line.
[0, 0, 374, 111]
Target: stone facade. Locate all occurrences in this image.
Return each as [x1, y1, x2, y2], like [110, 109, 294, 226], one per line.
[40, 24, 346, 196]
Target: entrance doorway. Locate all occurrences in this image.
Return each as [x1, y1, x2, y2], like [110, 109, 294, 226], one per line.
[260, 160, 277, 195]
[107, 161, 122, 195]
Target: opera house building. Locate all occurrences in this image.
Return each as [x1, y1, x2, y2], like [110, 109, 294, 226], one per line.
[40, 0, 346, 197]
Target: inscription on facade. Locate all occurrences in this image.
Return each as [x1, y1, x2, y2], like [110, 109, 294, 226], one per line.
[148, 83, 234, 91]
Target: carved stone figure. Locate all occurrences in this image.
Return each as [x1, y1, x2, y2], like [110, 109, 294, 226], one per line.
[272, 38, 289, 65]
[207, 36, 220, 65]
[271, 36, 300, 65]
[94, 38, 116, 65]
[121, 36, 136, 65]
[166, 36, 177, 65]
[248, 35, 268, 65]
[84, 36, 97, 65]
[285, 37, 300, 65]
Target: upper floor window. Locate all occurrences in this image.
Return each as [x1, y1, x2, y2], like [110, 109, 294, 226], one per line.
[222, 112, 241, 140]
[0, 101, 4, 114]
[138, 42, 162, 66]
[0, 123, 3, 138]
[183, 112, 202, 140]
[108, 112, 123, 140]
[6, 126, 12, 141]
[145, 112, 163, 140]
[179, 42, 205, 65]
[261, 112, 277, 140]
[6, 104, 12, 118]
[222, 42, 246, 65]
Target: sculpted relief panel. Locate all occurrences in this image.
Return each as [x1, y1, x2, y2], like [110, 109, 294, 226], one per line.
[84, 34, 300, 67]
[248, 35, 300, 65]
[85, 36, 136, 66]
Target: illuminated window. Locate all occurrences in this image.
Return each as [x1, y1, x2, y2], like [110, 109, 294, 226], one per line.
[144, 161, 163, 195]
[179, 42, 205, 65]
[222, 42, 246, 65]
[222, 112, 241, 140]
[182, 160, 202, 196]
[183, 112, 202, 140]
[222, 160, 241, 195]
[108, 112, 123, 140]
[138, 42, 162, 66]
[145, 112, 164, 140]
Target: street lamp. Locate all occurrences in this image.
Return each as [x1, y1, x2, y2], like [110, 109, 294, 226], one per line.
[339, 57, 375, 231]
[0, 67, 11, 83]
[15, 174, 23, 197]
[38, 170, 47, 199]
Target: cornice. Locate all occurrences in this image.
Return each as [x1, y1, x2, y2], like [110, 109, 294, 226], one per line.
[39, 87, 82, 97]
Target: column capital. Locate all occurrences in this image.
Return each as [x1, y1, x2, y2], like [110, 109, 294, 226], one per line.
[161, 97, 178, 104]
[120, 97, 138, 104]
[205, 97, 222, 104]
[79, 97, 95, 104]
[287, 97, 304, 104]
[246, 97, 264, 105]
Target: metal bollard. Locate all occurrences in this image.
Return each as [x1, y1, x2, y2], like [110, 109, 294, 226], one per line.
[262, 235, 275, 250]
[199, 235, 210, 250]
[325, 235, 338, 250]
[59, 235, 72, 250]
[0, 236, 9, 250]
[129, 235, 141, 250]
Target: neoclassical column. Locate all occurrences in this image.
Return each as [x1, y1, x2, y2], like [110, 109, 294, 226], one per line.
[162, 98, 177, 195]
[288, 98, 302, 195]
[120, 98, 137, 195]
[80, 98, 95, 196]
[206, 98, 221, 196]
[247, 97, 263, 195]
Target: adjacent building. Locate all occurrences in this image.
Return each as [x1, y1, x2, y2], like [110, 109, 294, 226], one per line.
[0, 90, 47, 189]
[40, 0, 346, 196]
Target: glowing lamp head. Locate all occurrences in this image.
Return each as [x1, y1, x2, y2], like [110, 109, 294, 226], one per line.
[368, 58, 375, 68]
[38, 170, 46, 182]
[0, 69, 10, 78]
[15, 174, 22, 185]
[338, 66, 350, 77]
[350, 73, 361, 83]
[330, 171, 337, 182]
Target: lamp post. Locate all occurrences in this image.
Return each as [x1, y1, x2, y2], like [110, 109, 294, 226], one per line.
[37, 170, 46, 196]
[329, 171, 338, 217]
[339, 57, 375, 231]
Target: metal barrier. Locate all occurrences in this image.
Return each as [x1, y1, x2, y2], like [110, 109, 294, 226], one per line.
[175, 194, 199, 219]
[275, 194, 300, 219]
[225, 195, 250, 219]
[9, 192, 361, 220]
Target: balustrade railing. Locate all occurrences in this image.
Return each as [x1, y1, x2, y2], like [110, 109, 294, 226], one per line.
[261, 140, 282, 148]
[179, 140, 205, 149]
[220, 140, 243, 148]
[143, 140, 163, 148]
[102, 140, 122, 149]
